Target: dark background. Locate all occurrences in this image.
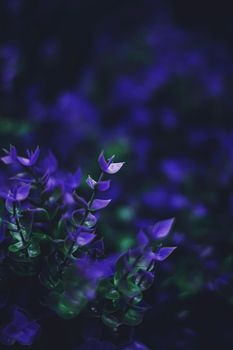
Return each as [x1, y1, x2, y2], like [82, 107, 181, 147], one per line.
[0, 1, 233, 349]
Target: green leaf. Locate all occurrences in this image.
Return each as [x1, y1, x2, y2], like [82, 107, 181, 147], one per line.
[9, 230, 22, 242]
[39, 257, 61, 289]
[135, 270, 154, 291]
[8, 241, 24, 253]
[56, 216, 68, 239]
[10, 228, 29, 242]
[98, 279, 120, 300]
[47, 290, 88, 319]
[33, 232, 50, 242]
[122, 308, 143, 326]
[118, 276, 141, 298]
[105, 289, 120, 300]
[33, 208, 50, 221]
[8, 223, 18, 231]
[101, 312, 122, 328]
[103, 300, 121, 314]
[27, 241, 40, 258]
[129, 293, 143, 305]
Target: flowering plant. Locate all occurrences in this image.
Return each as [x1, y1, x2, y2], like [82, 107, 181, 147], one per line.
[0, 146, 176, 347]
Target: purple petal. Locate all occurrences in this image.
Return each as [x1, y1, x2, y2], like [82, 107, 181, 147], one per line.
[15, 184, 31, 201]
[154, 247, 176, 261]
[96, 180, 111, 192]
[105, 162, 125, 174]
[76, 232, 96, 246]
[151, 218, 175, 240]
[86, 175, 96, 189]
[90, 199, 111, 211]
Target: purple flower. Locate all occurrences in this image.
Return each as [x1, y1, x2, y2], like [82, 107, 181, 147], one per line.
[17, 146, 40, 167]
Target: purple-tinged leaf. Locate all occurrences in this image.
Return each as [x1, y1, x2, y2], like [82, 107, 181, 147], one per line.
[151, 218, 175, 240]
[90, 199, 111, 211]
[67, 168, 81, 190]
[72, 210, 97, 228]
[98, 151, 124, 174]
[72, 208, 86, 224]
[86, 175, 96, 189]
[10, 174, 33, 184]
[76, 232, 96, 246]
[106, 162, 125, 174]
[84, 213, 97, 228]
[0, 309, 40, 347]
[86, 175, 111, 192]
[96, 180, 111, 191]
[137, 230, 149, 247]
[14, 320, 40, 346]
[123, 341, 149, 350]
[26, 207, 50, 220]
[1, 145, 17, 165]
[154, 247, 176, 261]
[68, 225, 94, 241]
[41, 151, 58, 174]
[98, 151, 110, 172]
[17, 146, 40, 167]
[89, 238, 104, 256]
[73, 193, 88, 209]
[15, 184, 31, 201]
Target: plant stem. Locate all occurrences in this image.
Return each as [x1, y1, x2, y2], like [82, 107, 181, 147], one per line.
[123, 259, 155, 314]
[13, 203, 26, 245]
[61, 171, 104, 271]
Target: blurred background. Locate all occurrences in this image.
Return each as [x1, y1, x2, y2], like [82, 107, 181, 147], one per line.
[0, 0, 233, 349]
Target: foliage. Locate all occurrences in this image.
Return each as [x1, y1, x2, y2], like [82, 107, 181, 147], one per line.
[0, 147, 176, 346]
